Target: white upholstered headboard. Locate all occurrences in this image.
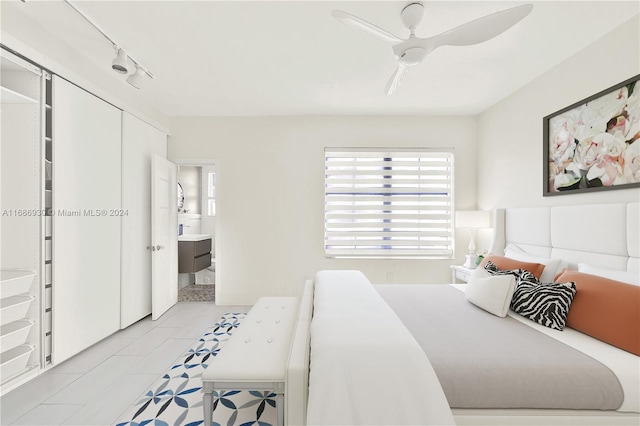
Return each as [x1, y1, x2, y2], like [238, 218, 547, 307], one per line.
[489, 202, 639, 274]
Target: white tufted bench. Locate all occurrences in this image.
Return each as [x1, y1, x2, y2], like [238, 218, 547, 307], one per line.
[202, 296, 299, 426]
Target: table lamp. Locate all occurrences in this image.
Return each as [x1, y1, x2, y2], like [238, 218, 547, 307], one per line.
[456, 210, 491, 268]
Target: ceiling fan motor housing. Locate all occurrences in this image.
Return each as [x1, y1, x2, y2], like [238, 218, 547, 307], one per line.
[398, 47, 426, 66]
[392, 35, 430, 66]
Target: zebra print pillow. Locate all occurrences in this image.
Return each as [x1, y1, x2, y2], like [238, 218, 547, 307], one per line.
[484, 260, 538, 283]
[510, 278, 576, 330]
[484, 261, 577, 330]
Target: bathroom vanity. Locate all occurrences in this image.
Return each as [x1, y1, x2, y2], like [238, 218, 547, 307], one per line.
[178, 234, 212, 273]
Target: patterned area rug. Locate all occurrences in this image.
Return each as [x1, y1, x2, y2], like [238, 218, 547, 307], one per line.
[115, 312, 278, 426]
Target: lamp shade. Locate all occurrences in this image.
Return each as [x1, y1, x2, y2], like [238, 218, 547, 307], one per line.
[112, 48, 129, 74]
[455, 210, 490, 229]
[126, 66, 146, 89]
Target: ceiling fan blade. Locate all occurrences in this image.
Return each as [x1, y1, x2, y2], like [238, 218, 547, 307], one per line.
[385, 64, 408, 95]
[429, 4, 533, 48]
[332, 10, 403, 44]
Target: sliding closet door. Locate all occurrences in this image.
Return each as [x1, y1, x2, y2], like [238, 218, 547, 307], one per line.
[52, 76, 121, 364]
[121, 112, 167, 328]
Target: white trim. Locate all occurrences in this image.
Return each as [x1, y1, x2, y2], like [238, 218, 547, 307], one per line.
[173, 158, 220, 301]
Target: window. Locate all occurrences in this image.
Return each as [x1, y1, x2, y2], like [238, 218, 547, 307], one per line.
[324, 148, 454, 259]
[206, 170, 216, 216]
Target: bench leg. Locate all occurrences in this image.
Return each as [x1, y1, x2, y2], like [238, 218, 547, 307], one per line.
[203, 387, 213, 426]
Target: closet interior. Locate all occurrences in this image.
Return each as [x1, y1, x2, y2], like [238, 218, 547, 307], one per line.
[0, 48, 51, 394]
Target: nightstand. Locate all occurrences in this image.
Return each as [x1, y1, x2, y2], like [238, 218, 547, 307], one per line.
[450, 265, 476, 283]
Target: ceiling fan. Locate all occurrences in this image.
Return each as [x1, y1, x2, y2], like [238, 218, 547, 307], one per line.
[332, 3, 533, 95]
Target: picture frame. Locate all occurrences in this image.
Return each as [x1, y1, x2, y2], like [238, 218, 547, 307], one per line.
[543, 74, 640, 196]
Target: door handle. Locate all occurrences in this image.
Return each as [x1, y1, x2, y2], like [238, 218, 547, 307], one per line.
[156, 245, 164, 251]
[147, 245, 157, 251]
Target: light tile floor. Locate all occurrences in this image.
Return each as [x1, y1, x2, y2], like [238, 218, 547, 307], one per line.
[0, 302, 248, 426]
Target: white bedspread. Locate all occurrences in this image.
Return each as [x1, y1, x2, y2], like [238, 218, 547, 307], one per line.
[307, 270, 454, 426]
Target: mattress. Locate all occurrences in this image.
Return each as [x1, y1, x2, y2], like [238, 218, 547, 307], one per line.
[376, 284, 636, 412]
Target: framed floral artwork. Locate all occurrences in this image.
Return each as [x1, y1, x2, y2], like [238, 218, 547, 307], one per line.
[543, 74, 640, 196]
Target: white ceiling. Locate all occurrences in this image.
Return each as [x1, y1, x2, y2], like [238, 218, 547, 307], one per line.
[7, 1, 640, 117]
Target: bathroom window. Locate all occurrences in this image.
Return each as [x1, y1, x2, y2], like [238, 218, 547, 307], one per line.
[207, 171, 216, 216]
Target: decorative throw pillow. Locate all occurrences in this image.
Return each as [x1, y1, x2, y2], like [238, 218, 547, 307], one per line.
[466, 267, 516, 317]
[556, 269, 640, 356]
[484, 260, 538, 284]
[480, 255, 545, 279]
[504, 244, 566, 283]
[510, 277, 576, 331]
[485, 260, 577, 330]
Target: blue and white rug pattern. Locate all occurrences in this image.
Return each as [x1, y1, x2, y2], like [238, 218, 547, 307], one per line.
[115, 313, 278, 426]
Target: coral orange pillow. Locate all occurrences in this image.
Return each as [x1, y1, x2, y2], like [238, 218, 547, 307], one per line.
[556, 270, 640, 356]
[480, 255, 545, 280]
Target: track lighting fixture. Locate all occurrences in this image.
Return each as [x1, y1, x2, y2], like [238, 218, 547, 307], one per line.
[111, 47, 129, 74]
[62, 0, 154, 88]
[126, 65, 147, 89]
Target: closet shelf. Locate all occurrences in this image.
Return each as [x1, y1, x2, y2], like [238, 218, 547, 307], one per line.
[0, 345, 35, 382]
[1, 86, 37, 104]
[0, 296, 35, 326]
[0, 320, 35, 353]
[0, 270, 36, 298]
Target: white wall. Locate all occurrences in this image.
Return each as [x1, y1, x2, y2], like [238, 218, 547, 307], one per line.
[477, 16, 640, 211]
[169, 116, 478, 304]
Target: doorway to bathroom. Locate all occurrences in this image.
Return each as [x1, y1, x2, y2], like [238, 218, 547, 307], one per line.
[175, 159, 218, 303]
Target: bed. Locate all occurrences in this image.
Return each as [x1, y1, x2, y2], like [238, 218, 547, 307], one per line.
[302, 201, 640, 426]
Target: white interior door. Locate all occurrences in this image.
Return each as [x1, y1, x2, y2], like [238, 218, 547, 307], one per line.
[121, 113, 167, 328]
[151, 154, 178, 320]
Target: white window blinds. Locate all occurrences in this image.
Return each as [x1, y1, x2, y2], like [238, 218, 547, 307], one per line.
[324, 148, 454, 258]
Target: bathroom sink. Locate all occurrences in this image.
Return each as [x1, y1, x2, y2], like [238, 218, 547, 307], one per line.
[178, 234, 212, 242]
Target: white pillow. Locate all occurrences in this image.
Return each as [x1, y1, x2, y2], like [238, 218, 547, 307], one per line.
[578, 263, 640, 286]
[504, 244, 565, 283]
[466, 267, 516, 317]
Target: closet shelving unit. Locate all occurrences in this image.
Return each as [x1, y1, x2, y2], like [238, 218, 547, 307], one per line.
[0, 48, 49, 395]
[43, 72, 53, 365]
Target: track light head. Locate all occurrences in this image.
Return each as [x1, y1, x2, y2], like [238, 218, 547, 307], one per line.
[112, 48, 129, 74]
[126, 66, 147, 89]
